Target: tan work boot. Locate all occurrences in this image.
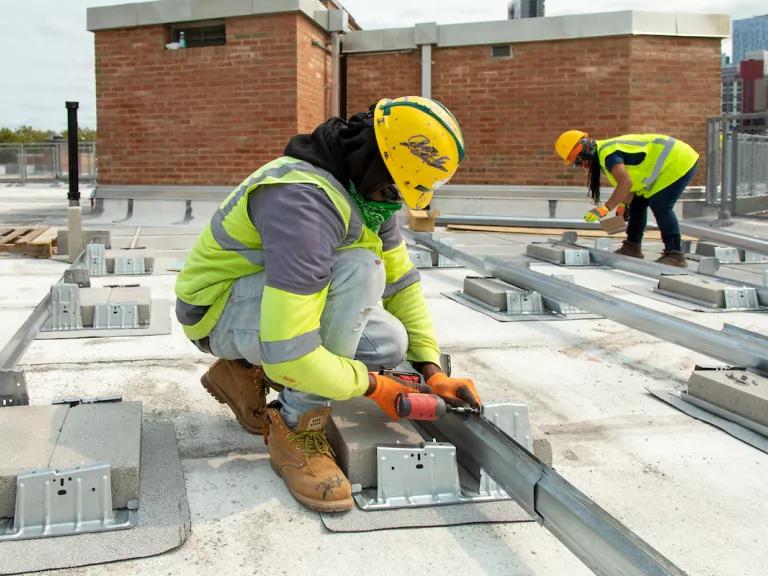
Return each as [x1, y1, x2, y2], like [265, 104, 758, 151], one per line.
[614, 240, 644, 259]
[264, 406, 353, 512]
[201, 359, 269, 434]
[655, 250, 687, 268]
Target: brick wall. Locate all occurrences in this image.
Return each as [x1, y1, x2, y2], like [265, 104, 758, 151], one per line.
[96, 22, 721, 188]
[346, 35, 721, 186]
[297, 17, 331, 132]
[96, 13, 306, 186]
[345, 51, 421, 115]
[628, 36, 721, 185]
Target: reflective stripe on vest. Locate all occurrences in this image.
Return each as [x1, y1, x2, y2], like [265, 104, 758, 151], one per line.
[383, 267, 421, 298]
[175, 157, 369, 334]
[259, 329, 323, 364]
[597, 136, 688, 195]
[210, 160, 364, 266]
[176, 298, 208, 326]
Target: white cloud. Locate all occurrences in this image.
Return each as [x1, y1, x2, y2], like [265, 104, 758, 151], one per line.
[0, 0, 764, 130]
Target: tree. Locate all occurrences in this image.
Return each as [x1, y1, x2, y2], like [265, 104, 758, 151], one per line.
[0, 126, 97, 143]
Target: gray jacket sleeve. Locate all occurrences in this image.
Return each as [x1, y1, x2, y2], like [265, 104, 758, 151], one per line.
[249, 183, 346, 295]
[377, 214, 403, 251]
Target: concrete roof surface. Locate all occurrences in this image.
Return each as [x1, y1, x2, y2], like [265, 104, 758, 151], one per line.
[1, 186, 767, 575]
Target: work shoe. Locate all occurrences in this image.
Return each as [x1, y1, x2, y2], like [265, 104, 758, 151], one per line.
[614, 241, 644, 259]
[655, 250, 688, 268]
[264, 406, 353, 512]
[201, 359, 269, 434]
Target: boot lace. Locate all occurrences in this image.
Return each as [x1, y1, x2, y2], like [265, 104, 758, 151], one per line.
[288, 430, 335, 460]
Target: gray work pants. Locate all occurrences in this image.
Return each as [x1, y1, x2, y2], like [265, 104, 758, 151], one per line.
[207, 249, 409, 426]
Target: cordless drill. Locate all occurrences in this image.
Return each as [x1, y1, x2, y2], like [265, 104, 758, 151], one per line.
[378, 368, 481, 421]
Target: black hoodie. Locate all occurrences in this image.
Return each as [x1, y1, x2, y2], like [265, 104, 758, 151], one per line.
[283, 111, 393, 198]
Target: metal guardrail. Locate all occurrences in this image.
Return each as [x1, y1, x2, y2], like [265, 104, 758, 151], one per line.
[706, 111, 768, 217]
[0, 142, 96, 185]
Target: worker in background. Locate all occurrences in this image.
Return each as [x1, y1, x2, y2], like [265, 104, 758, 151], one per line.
[175, 97, 481, 513]
[554, 131, 699, 267]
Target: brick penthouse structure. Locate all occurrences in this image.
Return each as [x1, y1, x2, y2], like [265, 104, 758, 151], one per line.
[88, 3, 729, 189]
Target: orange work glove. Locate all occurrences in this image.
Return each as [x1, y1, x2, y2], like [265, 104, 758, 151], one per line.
[616, 202, 629, 221]
[426, 372, 482, 409]
[365, 372, 425, 420]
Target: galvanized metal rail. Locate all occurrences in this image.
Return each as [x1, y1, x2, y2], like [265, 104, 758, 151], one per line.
[420, 414, 687, 576]
[679, 222, 768, 257]
[404, 230, 768, 376]
[567, 240, 768, 306]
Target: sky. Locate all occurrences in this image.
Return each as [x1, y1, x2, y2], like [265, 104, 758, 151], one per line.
[0, 0, 765, 130]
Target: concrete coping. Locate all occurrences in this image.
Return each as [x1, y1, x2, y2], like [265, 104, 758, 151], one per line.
[88, 0, 333, 32]
[342, 11, 730, 53]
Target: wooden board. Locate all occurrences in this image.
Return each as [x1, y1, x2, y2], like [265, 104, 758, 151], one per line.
[29, 227, 58, 246]
[0, 226, 56, 258]
[445, 224, 694, 241]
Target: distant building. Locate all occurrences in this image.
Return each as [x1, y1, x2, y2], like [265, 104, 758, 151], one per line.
[722, 63, 742, 114]
[508, 0, 545, 19]
[733, 15, 768, 64]
[740, 51, 768, 116]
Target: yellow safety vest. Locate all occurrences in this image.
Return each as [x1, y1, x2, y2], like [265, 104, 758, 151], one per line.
[596, 134, 699, 198]
[175, 156, 439, 400]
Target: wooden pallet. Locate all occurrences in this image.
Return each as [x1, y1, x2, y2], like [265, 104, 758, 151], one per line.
[0, 226, 57, 258]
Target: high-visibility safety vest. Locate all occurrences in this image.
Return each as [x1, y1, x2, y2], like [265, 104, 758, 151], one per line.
[596, 134, 699, 198]
[175, 156, 440, 400]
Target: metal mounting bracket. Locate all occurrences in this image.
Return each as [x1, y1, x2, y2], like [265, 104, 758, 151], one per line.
[355, 402, 534, 510]
[723, 287, 760, 309]
[0, 369, 29, 407]
[408, 246, 433, 268]
[595, 238, 613, 251]
[542, 275, 588, 314]
[479, 403, 533, 498]
[63, 267, 91, 288]
[43, 283, 83, 331]
[0, 462, 137, 541]
[93, 303, 139, 329]
[563, 248, 591, 266]
[114, 256, 146, 275]
[506, 288, 544, 315]
[354, 442, 508, 510]
[85, 243, 107, 277]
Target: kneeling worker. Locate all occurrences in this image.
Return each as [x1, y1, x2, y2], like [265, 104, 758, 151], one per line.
[175, 97, 481, 512]
[554, 131, 698, 267]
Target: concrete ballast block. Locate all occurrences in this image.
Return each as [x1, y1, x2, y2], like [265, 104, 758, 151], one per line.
[110, 286, 152, 324]
[658, 274, 731, 307]
[50, 401, 143, 509]
[78, 287, 113, 327]
[463, 277, 516, 310]
[688, 369, 768, 428]
[526, 243, 566, 264]
[0, 405, 69, 517]
[326, 397, 424, 488]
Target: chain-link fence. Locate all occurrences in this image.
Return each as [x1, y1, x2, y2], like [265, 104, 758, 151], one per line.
[706, 111, 768, 217]
[0, 142, 96, 185]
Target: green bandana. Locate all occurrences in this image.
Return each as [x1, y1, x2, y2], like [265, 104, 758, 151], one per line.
[348, 183, 403, 233]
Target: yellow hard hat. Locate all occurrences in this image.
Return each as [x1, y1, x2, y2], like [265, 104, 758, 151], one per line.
[373, 96, 465, 210]
[555, 130, 588, 165]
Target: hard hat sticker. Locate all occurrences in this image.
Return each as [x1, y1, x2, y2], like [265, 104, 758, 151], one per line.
[400, 135, 449, 172]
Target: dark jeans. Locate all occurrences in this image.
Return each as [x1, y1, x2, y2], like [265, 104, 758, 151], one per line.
[626, 164, 697, 252]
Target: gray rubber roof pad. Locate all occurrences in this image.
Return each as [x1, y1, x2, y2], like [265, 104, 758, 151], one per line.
[0, 420, 190, 575]
[649, 389, 768, 453]
[321, 498, 531, 532]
